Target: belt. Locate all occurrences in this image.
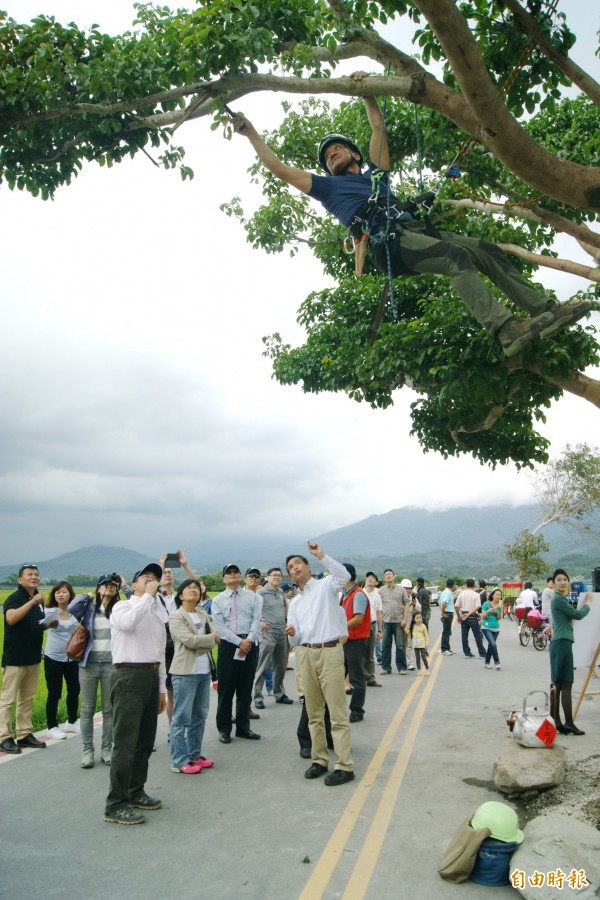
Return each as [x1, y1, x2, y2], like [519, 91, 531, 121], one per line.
[114, 662, 160, 670]
[301, 640, 339, 649]
[237, 633, 249, 639]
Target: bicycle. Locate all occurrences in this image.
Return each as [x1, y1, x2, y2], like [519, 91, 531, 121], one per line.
[502, 601, 514, 621]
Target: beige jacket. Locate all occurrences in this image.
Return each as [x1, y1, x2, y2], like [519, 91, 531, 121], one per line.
[168, 607, 217, 675]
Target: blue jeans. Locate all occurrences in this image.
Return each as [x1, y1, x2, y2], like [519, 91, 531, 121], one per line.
[170, 673, 211, 769]
[483, 629, 500, 665]
[381, 622, 407, 673]
[460, 615, 487, 657]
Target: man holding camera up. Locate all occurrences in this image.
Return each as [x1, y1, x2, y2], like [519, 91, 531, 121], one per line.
[103, 563, 166, 826]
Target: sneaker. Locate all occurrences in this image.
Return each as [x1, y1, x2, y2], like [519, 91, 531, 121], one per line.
[190, 756, 214, 769]
[540, 299, 593, 338]
[47, 727, 67, 741]
[399, 670, 408, 676]
[407, 666, 416, 671]
[171, 763, 202, 774]
[104, 807, 145, 826]
[442, 650, 453, 656]
[424, 669, 430, 675]
[129, 792, 162, 810]
[498, 312, 553, 357]
[62, 720, 80, 734]
[101, 751, 112, 766]
[485, 664, 492, 669]
[380, 670, 391, 675]
[496, 665, 502, 670]
[81, 751, 95, 769]
[464, 654, 474, 659]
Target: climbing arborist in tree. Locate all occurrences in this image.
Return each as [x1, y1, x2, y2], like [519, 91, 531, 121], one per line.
[232, 72, 591, 357]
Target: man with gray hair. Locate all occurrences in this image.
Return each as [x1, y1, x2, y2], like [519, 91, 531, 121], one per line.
[253, 567, 293, 709]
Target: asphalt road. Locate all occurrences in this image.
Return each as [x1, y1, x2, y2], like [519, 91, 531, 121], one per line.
[1, 613, 598, 899]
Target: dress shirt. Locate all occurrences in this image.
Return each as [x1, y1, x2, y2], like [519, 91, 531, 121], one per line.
[454, 588, 482, 618]
[211, 587, 262, 646]
[379, 584, 409, 624]
[286, 554, 350, 645]
[110, 593, 167, 692]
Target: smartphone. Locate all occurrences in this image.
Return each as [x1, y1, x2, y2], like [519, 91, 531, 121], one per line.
[164, 554, 181, 568]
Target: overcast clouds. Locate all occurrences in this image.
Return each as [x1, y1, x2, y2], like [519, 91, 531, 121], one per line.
[1, 0, 598, 564]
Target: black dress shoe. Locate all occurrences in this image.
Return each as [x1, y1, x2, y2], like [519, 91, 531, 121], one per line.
[276, 695, 294, 705]
[0, 738, 22, 754]
[17, 733, 46, 749]
[563, 723, 585, 735]
[349, 713, 364, 723]
[235, 730, 261, 740]
[556, 724, 568, 734]
[304, 763, 328, 779]
[254, 700, 266, 710]
[299, 747, 312, 759]
[324, 769, 355, 787]
[219, 733, 232, 744]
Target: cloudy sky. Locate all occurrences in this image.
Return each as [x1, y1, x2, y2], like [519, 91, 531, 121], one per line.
[1, 0, 598, 565]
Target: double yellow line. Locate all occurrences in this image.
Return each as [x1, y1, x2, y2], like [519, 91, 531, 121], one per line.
[299, 639, 442, 900]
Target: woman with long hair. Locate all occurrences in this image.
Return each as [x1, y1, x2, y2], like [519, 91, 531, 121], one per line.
[68, 573, 122, 768]
[481, 587, 502, 670]
[168, 579, 219, 774]
[550, 568, 593, 735]
[44, 581, 80, 740]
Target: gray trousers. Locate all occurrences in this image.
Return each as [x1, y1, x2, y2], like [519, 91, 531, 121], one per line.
[253, 629, 287, 702]
[79, 660, 113, 753]
[373, 223, 549, 335]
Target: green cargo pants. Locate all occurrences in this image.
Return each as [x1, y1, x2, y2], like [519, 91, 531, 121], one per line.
[372, 221, 550, 335]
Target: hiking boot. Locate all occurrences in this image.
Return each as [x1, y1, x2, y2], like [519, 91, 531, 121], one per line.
[498, 312, 554, 357]
[104, 807, 145, 826]
[539, 300, 593, 338]
[129, 791, 162, 810]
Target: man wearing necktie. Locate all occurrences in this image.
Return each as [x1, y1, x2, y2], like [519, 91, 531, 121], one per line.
[211, 564, 262, 743]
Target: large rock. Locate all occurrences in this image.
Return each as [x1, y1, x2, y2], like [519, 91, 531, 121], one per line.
[511, 814, 600, 899]
[493, 742, 566, 795]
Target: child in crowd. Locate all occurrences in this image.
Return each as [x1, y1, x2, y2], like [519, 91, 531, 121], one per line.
[409, 612, 429, 674]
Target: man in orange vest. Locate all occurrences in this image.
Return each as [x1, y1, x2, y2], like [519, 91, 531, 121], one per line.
[341, 565, 371, 723]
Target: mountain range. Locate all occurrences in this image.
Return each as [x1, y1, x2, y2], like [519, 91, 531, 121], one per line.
[1, 504, 598, 582]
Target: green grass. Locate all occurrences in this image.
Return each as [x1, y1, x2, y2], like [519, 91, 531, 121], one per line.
[0, 587, 96, 732]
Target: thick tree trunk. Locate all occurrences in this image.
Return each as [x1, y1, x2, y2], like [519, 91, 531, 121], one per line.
[413, 0, 600, 211]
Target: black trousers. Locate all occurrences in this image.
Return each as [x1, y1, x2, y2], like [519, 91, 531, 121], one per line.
[43, 655, 80, 728]
[216, 641, 258, 736]
[297, 701, 333, 752]
[105, 666, 159, 813]
[343, 639, 368, 716]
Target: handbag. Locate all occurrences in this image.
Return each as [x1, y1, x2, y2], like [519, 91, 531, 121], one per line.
[66, 621, 89, 661]
[204, 620, 218, 682]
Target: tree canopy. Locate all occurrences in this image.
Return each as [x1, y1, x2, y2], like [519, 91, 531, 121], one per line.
[2, 0, 599, 467]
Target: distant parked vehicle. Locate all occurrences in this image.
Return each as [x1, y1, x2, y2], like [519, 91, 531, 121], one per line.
[428, 585, 440, 606]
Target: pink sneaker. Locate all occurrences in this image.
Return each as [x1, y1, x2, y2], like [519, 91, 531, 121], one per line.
[171, 763, 202, 774]
[190, 756, 214, 769]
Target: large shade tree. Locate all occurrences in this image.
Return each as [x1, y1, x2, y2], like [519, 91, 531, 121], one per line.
[2, 0, 599, 467]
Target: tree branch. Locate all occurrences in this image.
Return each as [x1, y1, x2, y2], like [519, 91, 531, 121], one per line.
[412, 0, 600, 210]
[440, 197, 600, 254]
[497, 242, 600, 282]
[503, 0, 600, 106]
